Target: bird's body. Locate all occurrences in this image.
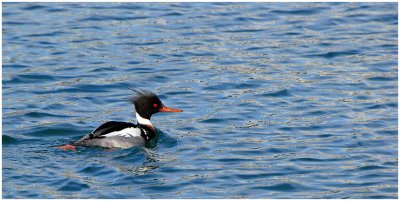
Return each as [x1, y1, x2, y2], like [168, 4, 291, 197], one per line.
[58, 90, 182, 151]
[72, 121, 152, 148]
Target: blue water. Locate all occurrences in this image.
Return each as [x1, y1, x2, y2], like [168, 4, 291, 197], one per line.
[2, 2, 398, 199]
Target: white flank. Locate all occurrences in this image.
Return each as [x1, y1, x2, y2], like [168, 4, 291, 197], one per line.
[103, 127, 141, 138]
[136, 112, 152, 126]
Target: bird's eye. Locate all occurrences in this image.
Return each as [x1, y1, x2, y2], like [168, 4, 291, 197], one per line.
[153, 103, 158, 108]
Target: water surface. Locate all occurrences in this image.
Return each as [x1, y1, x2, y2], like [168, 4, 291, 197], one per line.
[2, 2, 398, 198]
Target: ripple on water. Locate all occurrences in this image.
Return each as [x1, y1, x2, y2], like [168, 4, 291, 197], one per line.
[261, 89, 293, 97]
[57, 179, 90, 192]
[2, 2, 397, 199]
[367, 76, 397, 81]
[251, 183, 306, 192]
[3, 135, 19, 145]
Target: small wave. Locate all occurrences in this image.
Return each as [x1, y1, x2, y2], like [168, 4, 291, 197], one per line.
[245, 46, 266, 51]
[25, 31, 66, 38]
[236, 172, 285, 180]
[3, 64, 30, 69]
[25, 111, 71, 119]
[183, 51, 217, 57]
[57, 180, 90, 192]
[367, 76, 397, 81]
[162, 12, 183, 17]
[251, 183, 302, 192]
[3, 21, 41, 26]
[200, 118, 225, 124]
[366, 102, 397, 110]
[270, 7, 327, 15]
[3, 135, 19, 145]
[203, 82, 260, 91]
[6, 74, 56, 84]
[46, 8, 67, 13]
[118, 41, 165, 46]
[261, 89, 292, 97]
[235, 16, 264, 22]
[357, 165, 385, 171]
[78, 163, 118, 177]
[22, 4, 47, 11]
[79, 15, 148, 22]
[306, 50, 360, 58]
[127, 61, 142, 65]
[223, 28, 266, 33]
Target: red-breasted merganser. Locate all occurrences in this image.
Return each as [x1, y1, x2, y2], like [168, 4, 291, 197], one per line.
[58, 89, 182, 151]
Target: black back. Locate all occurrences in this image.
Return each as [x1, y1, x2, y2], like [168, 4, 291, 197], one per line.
[90, 121, 137, 138]
[73, 121, 156, 146]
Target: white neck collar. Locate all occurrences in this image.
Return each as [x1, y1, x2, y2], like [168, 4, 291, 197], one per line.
[136, 112, 152, 126]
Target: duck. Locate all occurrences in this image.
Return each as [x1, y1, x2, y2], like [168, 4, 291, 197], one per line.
[58, 89, 182, 151]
